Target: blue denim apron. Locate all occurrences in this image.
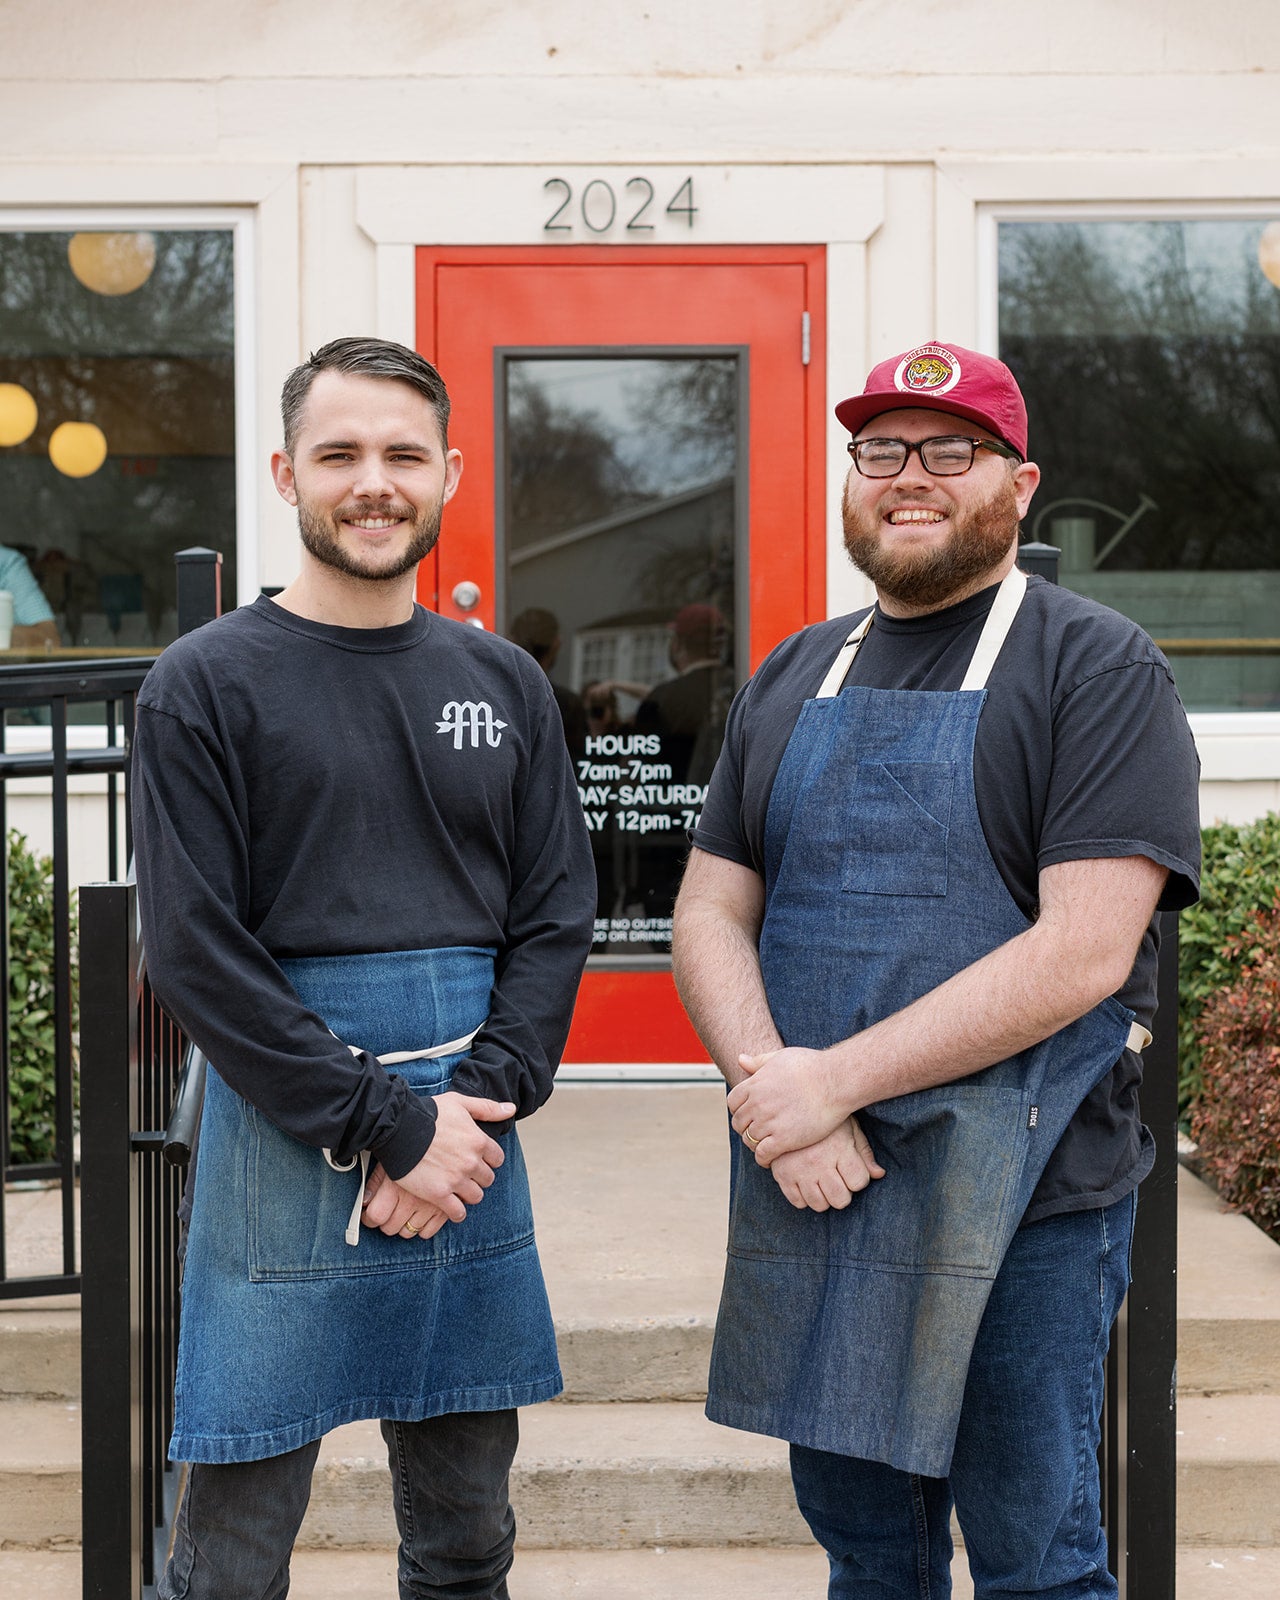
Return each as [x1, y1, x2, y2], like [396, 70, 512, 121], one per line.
[170, 946, 561, 1465]
[706, 569, 1149, 1478]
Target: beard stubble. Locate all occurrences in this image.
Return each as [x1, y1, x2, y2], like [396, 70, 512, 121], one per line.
[298, 495, 444, 583]
[842, 471, 1021, 611]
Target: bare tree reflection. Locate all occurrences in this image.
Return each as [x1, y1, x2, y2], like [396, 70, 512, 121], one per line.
[0, 230, 238, 642]
[1000, 221, 1280, 573]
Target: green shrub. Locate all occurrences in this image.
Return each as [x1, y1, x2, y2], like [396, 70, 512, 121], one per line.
[5, 830, 77, 1167]
[1178, 812, 1280, 1121]
[1190, 897, 1280, 1244]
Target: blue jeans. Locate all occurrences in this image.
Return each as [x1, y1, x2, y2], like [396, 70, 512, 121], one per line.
[158, 1409, 518, 1599]
[790, 1193, 1136, 1599]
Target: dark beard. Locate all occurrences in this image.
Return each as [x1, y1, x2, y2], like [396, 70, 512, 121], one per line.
[298, 497, 443, 582]
[842, 474, 1021, 611]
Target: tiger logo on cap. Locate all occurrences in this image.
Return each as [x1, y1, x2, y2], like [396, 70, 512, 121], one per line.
[894, 344, 962, 397]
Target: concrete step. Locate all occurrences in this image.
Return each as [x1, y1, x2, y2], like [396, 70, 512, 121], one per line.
[13, 1545, 1280, 1600]
[1178, 1172, 1280, 1396]
[5, 1104, 1278, 1409]
[4, 1089, 1280, 1570]
[1177, 1394, 1280, 1546]
[1, 1546, 839, 1600]
[298, 1403, 811, 1551]
[0, 1399, 80, 1548]
[522, 1084, 727, 1404]
[0, 1305, 80, 1402]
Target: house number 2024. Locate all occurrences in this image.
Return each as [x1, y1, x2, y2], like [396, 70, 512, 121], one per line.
[543, 176, 697, 236]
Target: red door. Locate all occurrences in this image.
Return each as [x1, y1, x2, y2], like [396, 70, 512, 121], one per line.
[416, 246, 826, 1063]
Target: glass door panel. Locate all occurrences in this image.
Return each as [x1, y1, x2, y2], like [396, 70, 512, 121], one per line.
[502, 353, 741, 959]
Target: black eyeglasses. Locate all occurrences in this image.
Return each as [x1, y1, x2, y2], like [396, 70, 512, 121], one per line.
[847, 435, 1021, 478]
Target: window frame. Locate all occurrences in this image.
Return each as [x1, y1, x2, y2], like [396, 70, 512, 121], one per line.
[0, 205, 257, 615]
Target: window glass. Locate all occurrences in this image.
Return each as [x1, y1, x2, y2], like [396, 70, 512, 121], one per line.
[0, 229, 236, 653]
[502, 354, 740, 958]
[999, 217, 1280, 710]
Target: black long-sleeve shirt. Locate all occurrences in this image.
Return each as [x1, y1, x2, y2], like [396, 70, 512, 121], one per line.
[132, 597, 595, 1179]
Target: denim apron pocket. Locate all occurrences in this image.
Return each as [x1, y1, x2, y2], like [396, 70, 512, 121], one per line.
[246, 1047, 536, 1280]
[843, 759, 955, 898]
[169, 946, 561, 1465]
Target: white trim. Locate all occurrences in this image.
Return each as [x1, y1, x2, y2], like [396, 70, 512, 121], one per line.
[374, 244, 416, 348]
[558, 1061, 722, 1083]
[354, 164, 884, 249]
[231, 214, 258, 605]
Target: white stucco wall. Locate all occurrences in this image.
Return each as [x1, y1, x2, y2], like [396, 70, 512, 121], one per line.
[4, 0, 1280, 818]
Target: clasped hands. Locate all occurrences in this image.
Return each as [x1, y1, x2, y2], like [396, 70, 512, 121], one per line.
[729, 1046, 884, 1211]
[360, 1089, 514, 1241]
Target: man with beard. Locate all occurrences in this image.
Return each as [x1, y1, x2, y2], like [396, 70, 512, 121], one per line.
[672, 343, 1200, 1598]
[133, 337, 595, 1600]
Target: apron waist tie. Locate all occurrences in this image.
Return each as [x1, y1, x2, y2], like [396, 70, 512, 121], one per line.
[322, 1026, 483, 1247]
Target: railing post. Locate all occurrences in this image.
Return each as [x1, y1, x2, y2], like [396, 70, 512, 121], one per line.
[1017, 539, 1061, 583]
[1123, 913, 1180, 1599]
[79, 882, 143, 1600]
[175, 548, 222, 638]
[1017, 531, 1177, 1595]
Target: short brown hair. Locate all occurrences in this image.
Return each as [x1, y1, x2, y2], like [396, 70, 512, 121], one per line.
[281, 337, 451, 454]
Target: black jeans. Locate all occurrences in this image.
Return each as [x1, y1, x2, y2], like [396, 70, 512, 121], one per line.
[158, 1409, 519, 1600]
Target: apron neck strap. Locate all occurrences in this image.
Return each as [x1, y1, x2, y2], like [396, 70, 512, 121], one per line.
[815, 565, 1029, 700]
[958, 566, 1028, 691]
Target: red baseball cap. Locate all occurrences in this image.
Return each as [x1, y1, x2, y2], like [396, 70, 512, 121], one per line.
[835, 342, 1028, 460]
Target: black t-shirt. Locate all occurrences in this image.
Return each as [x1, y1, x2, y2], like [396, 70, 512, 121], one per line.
[133, 597, 596, 1181]
[693, 575, 1201, 1220]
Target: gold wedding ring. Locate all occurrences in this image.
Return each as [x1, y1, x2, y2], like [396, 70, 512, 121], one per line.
[743, 1129, 760, 1149]
[402, 1222, 420, 1236]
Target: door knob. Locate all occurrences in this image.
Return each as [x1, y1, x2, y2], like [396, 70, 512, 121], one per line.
[451, 580, 482, 611]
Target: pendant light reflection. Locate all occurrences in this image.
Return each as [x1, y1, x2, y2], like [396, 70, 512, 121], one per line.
[49, 421, 108, 478]
[0, 383, 38, 447]
[67, 231, 157, 297]
[1260, 222, 1280, 290]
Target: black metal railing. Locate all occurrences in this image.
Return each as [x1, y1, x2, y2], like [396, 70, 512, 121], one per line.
[1101, 910, 1180, 1600]
[74, 546, 221, 1598]
[1020, 539, 1178, 1599]
[79, 882, 198, 1598]
[0, 546, 221, 1300]
[0, 660, 149, 1298]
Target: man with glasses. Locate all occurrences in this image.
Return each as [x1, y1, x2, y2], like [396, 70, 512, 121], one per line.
[673, 343, 1200, 1597]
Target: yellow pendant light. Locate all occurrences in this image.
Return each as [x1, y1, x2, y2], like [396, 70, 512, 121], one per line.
[49, 421, 108, 478]
[1260, 222, 1280, 290]
[0, 383, 38, 447]
[67, 231, 157, 296]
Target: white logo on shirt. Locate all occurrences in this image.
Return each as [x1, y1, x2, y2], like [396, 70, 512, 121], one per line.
[437, 700, 507, 749]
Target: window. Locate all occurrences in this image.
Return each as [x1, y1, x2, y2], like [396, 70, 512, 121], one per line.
[0, 227, 237, 652]
[997, 215, 1280, 711]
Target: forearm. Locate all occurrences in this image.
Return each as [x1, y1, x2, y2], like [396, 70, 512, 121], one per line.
[671, 854, 781, 1087]
[452, 921, 593, 1115]
[827, 855, 1165, 1111]
[826, 917, 1126, 1114]
[728, 855, 1168, 1162]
